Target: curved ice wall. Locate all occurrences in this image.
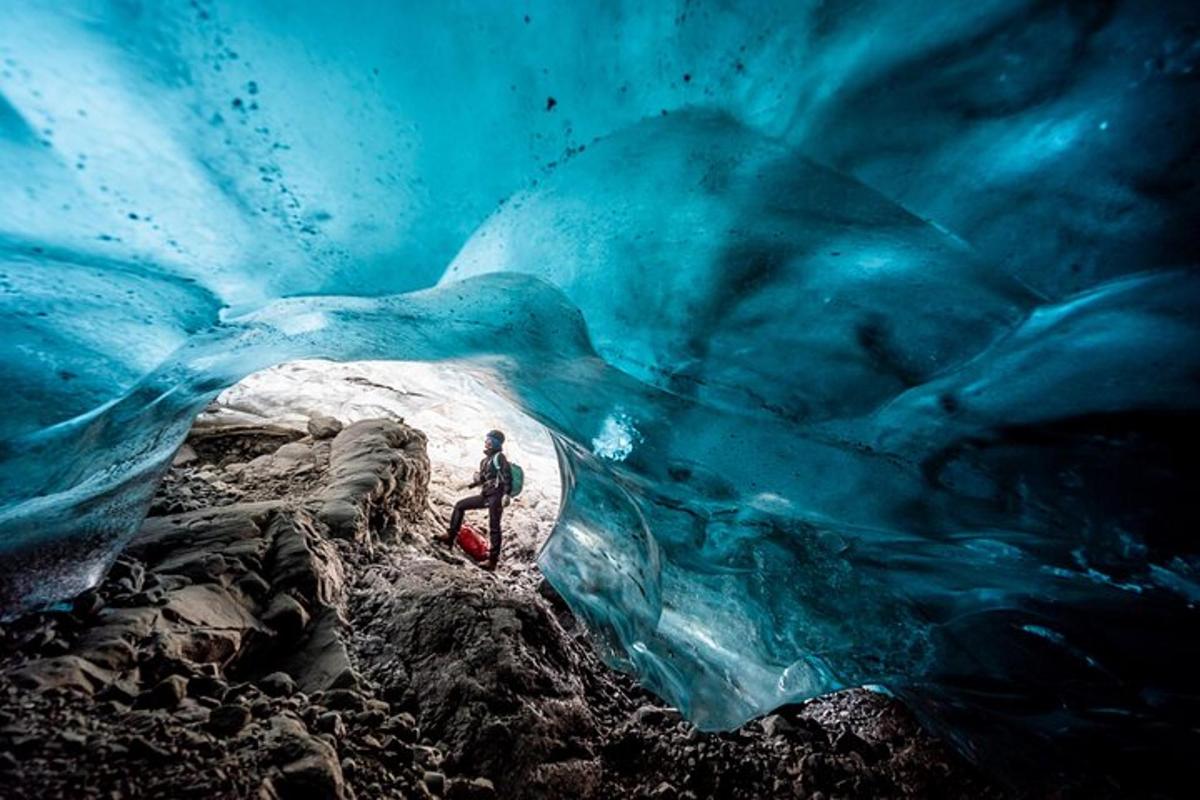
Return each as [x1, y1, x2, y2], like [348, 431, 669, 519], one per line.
[1, 0, 1198, 788]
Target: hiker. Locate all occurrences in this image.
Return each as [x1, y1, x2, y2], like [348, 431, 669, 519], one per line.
[441, 429, 513, 571]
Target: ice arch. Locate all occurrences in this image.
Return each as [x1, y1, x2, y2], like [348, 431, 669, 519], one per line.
[2, 0, 1199, 788]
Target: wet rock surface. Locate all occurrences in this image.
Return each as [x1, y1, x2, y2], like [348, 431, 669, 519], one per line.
[2, 415, 1007, 798]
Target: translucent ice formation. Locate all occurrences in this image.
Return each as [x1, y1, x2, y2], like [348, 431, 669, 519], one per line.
[1, 0, 1198, 788]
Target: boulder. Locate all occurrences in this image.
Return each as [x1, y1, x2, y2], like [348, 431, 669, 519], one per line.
[134, 675, 188, 710]
[263, 594, 311, 640]
[172, 443, 199, 466]
[259, 671, 297, 698]
[108, 559, 146, 593]
[268, 717, 347, 800]
[760, 714, 794, 737]
[307, 416, 343, 440]
[315, 689, 364, 713]
[270, 609, 354, 694]
[422, 771, 445, 796]
[207, 704, 252, 737]
[188, 675, 228, 701]
[314, 711, 347, 738]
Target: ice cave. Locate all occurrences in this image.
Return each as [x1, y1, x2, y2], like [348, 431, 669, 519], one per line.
[0, 1, 1197, 797]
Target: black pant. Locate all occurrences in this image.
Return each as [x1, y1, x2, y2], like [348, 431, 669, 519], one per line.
[449, 493, 503, 561]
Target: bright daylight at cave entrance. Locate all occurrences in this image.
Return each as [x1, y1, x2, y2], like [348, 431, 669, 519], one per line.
[1, 2, 1198, 799]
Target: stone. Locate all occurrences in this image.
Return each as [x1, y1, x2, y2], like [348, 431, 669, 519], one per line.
[422, 771, 445, 796]
[108, 559, 146, 592]
[315, 689, 364, 712]
[386, 713, 418, 743]
[326, 665, 360, 691]
[760, 714, 794, 737]
[384, 738, 414, 766]
[237, 571, 272, 600]
[225, 682, 263, 703]
[125, 587, 168, 607]
[258, 777, 283, 800]
[307, 416, 344, 440]
[649, 782, 677, 800]
[275, 442, 315, 462]
[96, 679, 139, 706]
[264, 610, 356, 697]
[207, 704, 252, 737]
[269, 717, 347, 800]
[188, 675, 229, 700]
[134, 675, 188, 710]
[352, 708, 386, 728]
[380, 683, 408, 706]
[446, 777, 496, 800]
[172, 443, 199, 466]
[174, 703, 212, 725]
[260, 671, 297, 698]
[832, 729, 876, 762]
[72, 590, 104, 620]
[314, 711, 347, 738]
[263, 593, 311, 640]
[634, 705, 681, 727]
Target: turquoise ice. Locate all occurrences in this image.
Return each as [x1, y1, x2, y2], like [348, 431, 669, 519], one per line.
[1, 0, 1198, 785]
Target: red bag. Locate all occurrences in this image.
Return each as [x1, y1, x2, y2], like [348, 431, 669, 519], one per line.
[456, 523, 490, 562]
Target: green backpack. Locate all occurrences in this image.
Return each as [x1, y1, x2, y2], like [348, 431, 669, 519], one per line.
[494, 453, 524, 497]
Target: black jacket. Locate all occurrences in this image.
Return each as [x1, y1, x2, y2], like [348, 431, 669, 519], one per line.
[470, 452, 513, 497]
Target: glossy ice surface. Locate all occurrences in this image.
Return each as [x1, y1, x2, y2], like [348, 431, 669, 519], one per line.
[1, 1, 1197, 785]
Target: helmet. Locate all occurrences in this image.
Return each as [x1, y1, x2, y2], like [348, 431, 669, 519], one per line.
[485, 429, 505, 448]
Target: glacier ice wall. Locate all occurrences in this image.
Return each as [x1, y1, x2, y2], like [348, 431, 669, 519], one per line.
[2, 0, 1198, 787]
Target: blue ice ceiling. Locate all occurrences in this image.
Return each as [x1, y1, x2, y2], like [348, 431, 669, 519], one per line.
[2, 0, 1198, 789]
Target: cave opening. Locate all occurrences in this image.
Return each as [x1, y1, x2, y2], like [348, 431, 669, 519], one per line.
[180, 357, 565, 562]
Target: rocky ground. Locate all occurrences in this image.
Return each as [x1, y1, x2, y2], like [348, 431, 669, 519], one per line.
[0, 414, 1005, 799]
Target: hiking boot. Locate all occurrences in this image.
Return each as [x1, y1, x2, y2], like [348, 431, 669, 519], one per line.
[437, 533, 455, 548]
[480, 559, 498, 572]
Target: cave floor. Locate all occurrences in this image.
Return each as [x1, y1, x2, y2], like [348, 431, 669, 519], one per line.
[0, 414, 1002, 799]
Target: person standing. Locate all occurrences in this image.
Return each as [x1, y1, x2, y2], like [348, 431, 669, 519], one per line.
[441, 429, 512, 571]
